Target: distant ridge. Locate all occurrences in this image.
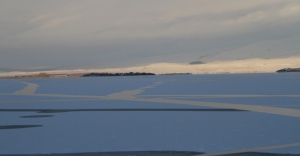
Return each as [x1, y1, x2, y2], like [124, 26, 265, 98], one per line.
[1, 56, 300, 78]
[277, 68, 300, 73]
[189, 61, 205, 65]
[82, 72, 155, 77]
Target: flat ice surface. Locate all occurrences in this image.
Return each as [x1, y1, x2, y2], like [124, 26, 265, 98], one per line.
[0, 73, 299, 154]
[29, 77, 158, 96]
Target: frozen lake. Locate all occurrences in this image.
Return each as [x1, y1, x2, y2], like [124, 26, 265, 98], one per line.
[0, 73, 300, 155]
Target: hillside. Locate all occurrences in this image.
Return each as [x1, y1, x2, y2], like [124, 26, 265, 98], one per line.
[1, 56, 300, 78]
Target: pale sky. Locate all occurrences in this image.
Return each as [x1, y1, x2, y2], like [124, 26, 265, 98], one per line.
[0, 0, 299, 71]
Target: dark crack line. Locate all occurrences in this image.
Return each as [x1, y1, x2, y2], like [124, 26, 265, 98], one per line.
[0, 108, 247, 113]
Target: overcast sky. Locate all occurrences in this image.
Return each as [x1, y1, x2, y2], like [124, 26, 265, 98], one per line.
[0, 0, 299, 70]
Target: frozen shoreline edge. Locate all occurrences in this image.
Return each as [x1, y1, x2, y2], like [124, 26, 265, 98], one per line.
[1, 57, 300, 78]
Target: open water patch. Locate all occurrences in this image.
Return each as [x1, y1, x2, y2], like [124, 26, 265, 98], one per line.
[0, 125, 42, 130]
[20, 115, 54, 118]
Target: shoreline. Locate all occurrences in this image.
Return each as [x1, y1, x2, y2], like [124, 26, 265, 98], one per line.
[1, 57, 300, 79]
[0, 71, 290, 79]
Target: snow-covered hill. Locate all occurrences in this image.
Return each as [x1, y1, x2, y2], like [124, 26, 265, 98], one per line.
[1, 56, 299, 77]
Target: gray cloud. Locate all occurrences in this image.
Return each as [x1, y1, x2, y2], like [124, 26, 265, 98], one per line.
[0, 0, 299, 70]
